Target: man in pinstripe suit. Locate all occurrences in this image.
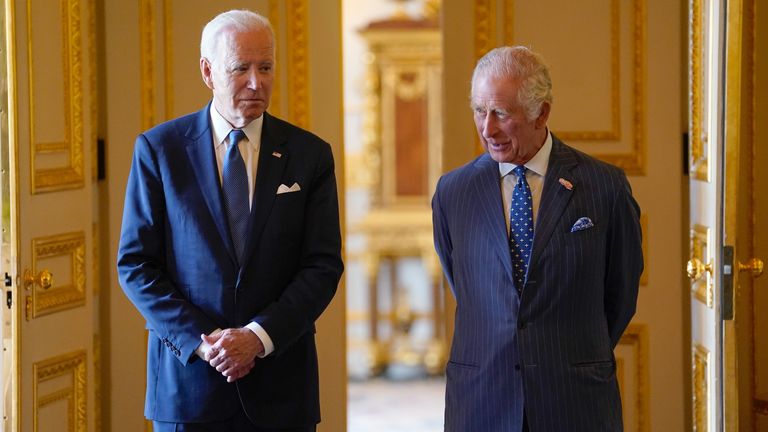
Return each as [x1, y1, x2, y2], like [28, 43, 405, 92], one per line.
[432, 46, 643, 431]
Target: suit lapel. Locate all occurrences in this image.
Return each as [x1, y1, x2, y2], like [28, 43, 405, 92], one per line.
[529, 136, 578, 270]
[184, 104, 238, 265]
[474, 154, 515, 283]
[240, 112, 288, 267]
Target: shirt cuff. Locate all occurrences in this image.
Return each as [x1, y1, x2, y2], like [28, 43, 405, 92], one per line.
[195, 328, 222, 359]
[245, 321, 274, 358]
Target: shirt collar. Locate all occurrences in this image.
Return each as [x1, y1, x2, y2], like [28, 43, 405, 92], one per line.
[209, 104, 263, 149]
[498, 130, 553, 178]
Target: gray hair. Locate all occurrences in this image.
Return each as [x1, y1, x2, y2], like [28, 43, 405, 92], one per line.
[200, 9, 274, 61]
[471, 46, 553, 120]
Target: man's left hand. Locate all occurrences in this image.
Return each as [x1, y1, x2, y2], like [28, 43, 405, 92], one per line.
[202, 328, 265, 382]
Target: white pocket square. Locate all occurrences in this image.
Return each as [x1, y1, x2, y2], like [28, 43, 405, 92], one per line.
[276, 182, 301, 194]
[570, 217, 594, 232]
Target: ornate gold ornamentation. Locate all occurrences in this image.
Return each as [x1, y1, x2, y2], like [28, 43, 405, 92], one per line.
[640, 214, 648, 285]
[92, 222, 99, 296]
[593, 0, 646, 174]
[138, 0, 156, 130]
[287, 0, 310, 129]
[163, 0, 174, 121]
[473, 0, 495, 60]
[689, 0, 708, 181]
[693, 344, 710, 431]
[28, 0, 85, 193]
[94, 334, 101, 431]
[89, 0, 97, 181]
[558, 0, 621, 142]
[690, 224, 713, 308]
[268, 0, 282, 118]
[473, 0, 646, 174]
[618, 323, 649, 432]
[33, 350, 87, 432]
[27, 232, 86, 319]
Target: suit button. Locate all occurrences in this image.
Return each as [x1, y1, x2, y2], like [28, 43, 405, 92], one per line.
[514, 364, 521, 371]
[518, 321, 526, 329]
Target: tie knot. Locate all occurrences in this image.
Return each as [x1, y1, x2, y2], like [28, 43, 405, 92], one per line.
[229, 129, 246, 147]
[513, 165, 527, 180]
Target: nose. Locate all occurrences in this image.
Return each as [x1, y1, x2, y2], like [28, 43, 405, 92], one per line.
[246, 69, 261, 90]
[482, 113, 498, 138]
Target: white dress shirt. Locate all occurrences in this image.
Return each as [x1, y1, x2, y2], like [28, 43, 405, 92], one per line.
[499, 131, 553, 234]
[197, 105, 274, 358]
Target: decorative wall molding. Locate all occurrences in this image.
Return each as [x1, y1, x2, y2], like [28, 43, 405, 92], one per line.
[690, 224, 713, 308]
[27, 231, 86, 319]
[689, 0, 709, 182]
[286, 0, 310, 129]
[33, 350, 87, 432]
[618, 323, 650, 432]
[693, 344, 710, 431]
[472, 0, 647, 174]
[28, 0, 85, 193]
[138, 0, 156, 130]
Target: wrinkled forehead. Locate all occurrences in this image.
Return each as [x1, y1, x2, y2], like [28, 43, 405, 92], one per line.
[470, 74, 520, 107]
[214, 26, 275, 59]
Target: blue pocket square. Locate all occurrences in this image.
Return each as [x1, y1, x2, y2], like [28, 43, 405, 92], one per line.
[570, 217, 594, 232]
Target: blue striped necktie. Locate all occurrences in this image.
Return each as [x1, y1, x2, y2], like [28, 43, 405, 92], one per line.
[510, 166, 534, 292]
[222, 129, 249, 263]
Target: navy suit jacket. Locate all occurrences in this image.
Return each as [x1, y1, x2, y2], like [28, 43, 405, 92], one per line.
[432, 135, 642, 431]
[117, 104, 343, 427]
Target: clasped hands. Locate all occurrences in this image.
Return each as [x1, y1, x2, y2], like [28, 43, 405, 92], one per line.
[199, 328, 265, 383]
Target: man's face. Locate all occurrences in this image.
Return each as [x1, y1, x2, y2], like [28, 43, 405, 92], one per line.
[471, 73, 549, 164]
[200, 27, 274, 128]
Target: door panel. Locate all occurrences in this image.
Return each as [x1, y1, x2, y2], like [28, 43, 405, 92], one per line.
[688, 0, 726, 430]
[2, 0, 97, 430]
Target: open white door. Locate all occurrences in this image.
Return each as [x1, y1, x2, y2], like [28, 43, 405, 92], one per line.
[687, 0, 727, 430]
[2, 0, 97, 430]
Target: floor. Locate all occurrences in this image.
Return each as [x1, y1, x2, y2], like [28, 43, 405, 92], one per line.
[347, 378, 445, 432]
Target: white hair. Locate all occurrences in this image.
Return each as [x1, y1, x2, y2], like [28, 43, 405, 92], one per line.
[471, 46, 553, 120]
[200, 9, 274, 61]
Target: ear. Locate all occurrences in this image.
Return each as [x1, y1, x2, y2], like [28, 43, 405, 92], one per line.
[200, 57, 214, 90]
[535, 102, 551, 129]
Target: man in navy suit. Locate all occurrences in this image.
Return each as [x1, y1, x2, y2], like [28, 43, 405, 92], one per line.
[117, 9, 342, 432]
[432, 46, 643, 431]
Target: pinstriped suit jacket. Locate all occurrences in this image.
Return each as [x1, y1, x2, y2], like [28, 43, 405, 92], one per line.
[432, 136, 642, 431]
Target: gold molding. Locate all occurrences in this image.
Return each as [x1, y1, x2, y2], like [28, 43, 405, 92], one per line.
[286, 0, 310, 128]
[88, 0, 96, 182]
[693, 344, 710, 431]
[92, 222, 98, 296]
[268, 0, 282, 118]
[27, 0, 85, 193]
[33, 350, 87, 432]
[162, 0, 173, 121]
[473, 0, 646, 174]
[94, 334, 101, 431]
[690, 224, 713, 308]
[618, 323, 650, 432]
[689, 0, 709, 182]
[640, 214, 648, 285]
[138, 0, 156, 130]
[473, 0, 495, 60]
[593, 0, 645, 175]
[27, 231, 86, 319]
[558, 0, 621, 142]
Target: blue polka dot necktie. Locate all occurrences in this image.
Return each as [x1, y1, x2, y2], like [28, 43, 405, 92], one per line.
[223, 129, 249, 264]
[510, 166, 534, 293]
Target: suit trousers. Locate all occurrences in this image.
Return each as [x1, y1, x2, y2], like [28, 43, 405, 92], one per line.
[152, 409, 316, 432]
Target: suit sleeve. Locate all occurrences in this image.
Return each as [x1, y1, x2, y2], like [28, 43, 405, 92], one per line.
[117, 134, 219, 365]
[250, 143, 344, 356]
[432, 177, 455, 291]
[604, 173, 643, 347]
